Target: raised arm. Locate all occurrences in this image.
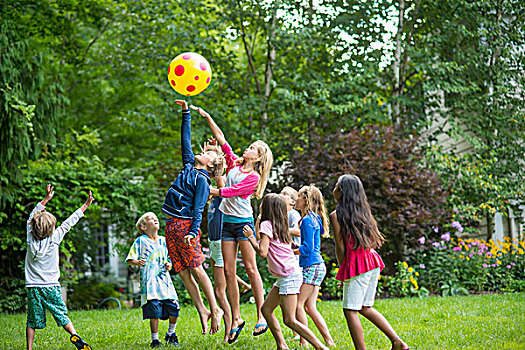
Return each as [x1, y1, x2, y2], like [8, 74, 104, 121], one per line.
[54, 190, 94, 243]
[175, 100, 195, 166]
[183, 175, 210, 245]
[190, 105, 227, 146]
[330, 211, 345, 265]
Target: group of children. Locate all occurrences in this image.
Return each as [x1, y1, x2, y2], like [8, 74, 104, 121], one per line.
[24, 100, 410, 350]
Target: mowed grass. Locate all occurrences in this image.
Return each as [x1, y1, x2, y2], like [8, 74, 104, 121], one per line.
[1, 293, 524, 350]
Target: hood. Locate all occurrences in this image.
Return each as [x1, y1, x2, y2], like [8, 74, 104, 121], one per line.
[29, 236, 53, 260]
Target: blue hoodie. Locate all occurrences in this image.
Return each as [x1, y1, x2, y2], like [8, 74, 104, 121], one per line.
[298, 212, 325, 268]
[162, 109, 210, 238]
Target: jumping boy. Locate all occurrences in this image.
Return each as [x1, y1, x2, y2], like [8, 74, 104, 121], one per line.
[126, 212, 180, 347]
[25, 184, 94, 350]
[162, 99, 225, 335]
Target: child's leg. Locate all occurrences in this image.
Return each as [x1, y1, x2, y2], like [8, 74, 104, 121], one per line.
[178, 269, 211, 334]
[190, 264, 224, 334]
[343, 309, 366, 350]
[262, 287, 287, 350]
[167, 315, 178, 335]
[150, 318, 159, 338]
[212, 258, 232, 343]
[222, 240, 243, 335]
[280, 294, 328, 350]
[296, 283, 313, 346]
[239, 240, 266, 332]
[236, 275, 251, 293]
[358, 307, 408, 349]
[304, 285, 335, 346]
[62, 322, 77, 335]
[26, 327, 35, 350]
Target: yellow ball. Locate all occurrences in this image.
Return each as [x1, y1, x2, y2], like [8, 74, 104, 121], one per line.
[167, 52, 212, 96]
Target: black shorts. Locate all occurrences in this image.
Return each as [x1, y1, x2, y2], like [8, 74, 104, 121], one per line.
[222, 222, 255, 242]
[142, 299, 179, 320]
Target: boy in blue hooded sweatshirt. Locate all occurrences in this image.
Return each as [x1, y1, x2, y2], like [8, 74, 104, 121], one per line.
[25, 184, 94, 350]
[162, 100, 225, 335]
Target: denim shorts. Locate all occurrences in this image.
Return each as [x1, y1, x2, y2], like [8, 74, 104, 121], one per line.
[342, 268, 380, 310]
[142, 299, 180, 320]
[222, 222, 255, 242]
[302, 262, 327, 286]
[273, 270, 303, 295]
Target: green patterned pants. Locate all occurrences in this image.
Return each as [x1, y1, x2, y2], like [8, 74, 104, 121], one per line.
[27, 286, 71, 329]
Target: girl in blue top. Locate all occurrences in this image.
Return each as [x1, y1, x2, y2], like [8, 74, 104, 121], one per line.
[293, 185, 335, 348]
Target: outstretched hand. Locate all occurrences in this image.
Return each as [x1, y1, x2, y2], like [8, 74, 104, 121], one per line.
[174, 100, 189, 110]
[189, 105, 210, 118]
[41, 184, 55, 206]
[242, 224, 254, 239]
[81, 190, 95, 213]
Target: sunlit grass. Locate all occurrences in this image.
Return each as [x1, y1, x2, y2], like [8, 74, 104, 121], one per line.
[1, 293, 524, 349]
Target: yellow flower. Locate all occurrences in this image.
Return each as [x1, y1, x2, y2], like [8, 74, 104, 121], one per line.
[408, 267, 414, 273]
[402, 262, 408, 268]
[316, 298, 321, 302]
[466, 257, 470, 261]
[415, 272, 419, 276]
[519, 249, 524, 255]
[332, 263, 336, 267]
[318, 292, 323, 296]
[378, 275, 382, 280]
[459, 254, 464, 258]
[409, 276, 418, 289]
[335, 268, 339, 273]
[496, 260, 502, 265]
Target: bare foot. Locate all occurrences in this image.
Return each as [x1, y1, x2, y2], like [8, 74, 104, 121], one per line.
[326, 340, 336, 347]
[198, 309, 211, 334]
[210, 308, 224, 335]
[392, 338, 410, 350]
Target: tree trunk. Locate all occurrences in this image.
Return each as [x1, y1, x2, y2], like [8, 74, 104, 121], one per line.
[261, 0, 279, 136]
[392, 0, 405, 125]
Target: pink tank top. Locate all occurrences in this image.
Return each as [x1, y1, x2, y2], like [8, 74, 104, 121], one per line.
[335, 235, 385, 281]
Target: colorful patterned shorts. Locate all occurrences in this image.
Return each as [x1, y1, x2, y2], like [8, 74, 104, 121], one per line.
[27, 286, 71, 329]
[302, 262, 327, 286]
[165, 218, 205, 273]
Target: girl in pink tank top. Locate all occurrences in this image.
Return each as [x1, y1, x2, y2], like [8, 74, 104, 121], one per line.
[330, 175, 410, 350]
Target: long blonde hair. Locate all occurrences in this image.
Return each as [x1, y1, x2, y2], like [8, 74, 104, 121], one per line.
[236, 140, 273, 199]
[298, 185, 330, 238]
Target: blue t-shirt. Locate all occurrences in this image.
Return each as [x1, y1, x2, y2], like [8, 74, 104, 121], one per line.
[208, 197, 223, 242]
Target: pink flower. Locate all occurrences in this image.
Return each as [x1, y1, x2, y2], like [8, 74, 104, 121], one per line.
[511, 262, 516, 266]
[482, 263, 488, 268]
[432, 242, 441, 248]
[204, 263, 209, 269]
[441, 233, 451, 241]
[451, 221, 464, 232]
[418, 237, 426, 244]
[419, 264, 425, 269]
[433, 226, 439, 233]
[453, 246, 462, 251]
[506, 265, 511, 269]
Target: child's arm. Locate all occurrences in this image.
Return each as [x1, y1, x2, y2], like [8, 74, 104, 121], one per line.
[175, 100, 194, 166]
[330, 211, 345, 266]
[28, 184, 54, 237]
[126, 259, 146, 267]
[217, 172, 259, 199]
[125, 237, 146, 266]
[183, 176, 210, 246]
[296, 215, 315, 256]
[54, 190, 94, 243]
[190, 105, 226, 146]
[243, 224, 269, 258]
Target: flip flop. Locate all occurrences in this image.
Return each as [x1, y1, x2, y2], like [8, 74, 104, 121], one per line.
[252, 323, 268, 336]
[228, 321, 246, 344]
[240, 287, 252, 298]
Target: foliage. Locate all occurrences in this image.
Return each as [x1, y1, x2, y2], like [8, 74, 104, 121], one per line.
[68, 275, 124, 310]
[379, 261, 429, 298]
[283, 124, 451, 268]
[409, 224, 525, 294]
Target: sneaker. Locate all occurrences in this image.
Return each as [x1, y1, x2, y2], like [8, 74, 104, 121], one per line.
[150, 339, 161, 348]
[70, 334, 92, 350]
[165, 333, 180, 347]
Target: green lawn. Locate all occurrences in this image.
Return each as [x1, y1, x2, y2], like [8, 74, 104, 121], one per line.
[1, 293, 524, 349]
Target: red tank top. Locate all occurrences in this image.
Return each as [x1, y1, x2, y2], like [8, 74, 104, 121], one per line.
[335, 235, 385, 281]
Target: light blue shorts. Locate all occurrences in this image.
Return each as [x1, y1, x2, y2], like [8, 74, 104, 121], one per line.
[209, 240, 224, 268]
[273, 270, 303, 295]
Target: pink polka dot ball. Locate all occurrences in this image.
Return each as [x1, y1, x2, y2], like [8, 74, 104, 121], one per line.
[167, 52, 212, 96]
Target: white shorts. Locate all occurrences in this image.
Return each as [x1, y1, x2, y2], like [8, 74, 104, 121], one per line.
[209, 240, 224, 268]
[342, 268, 380, 310]
[273, 270, 303, 295]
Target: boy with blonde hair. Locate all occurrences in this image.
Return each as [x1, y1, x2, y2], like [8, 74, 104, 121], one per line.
[162, 100, 225, 335]
[25, 184, 94, 350]
[126, 212, 180, 347]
